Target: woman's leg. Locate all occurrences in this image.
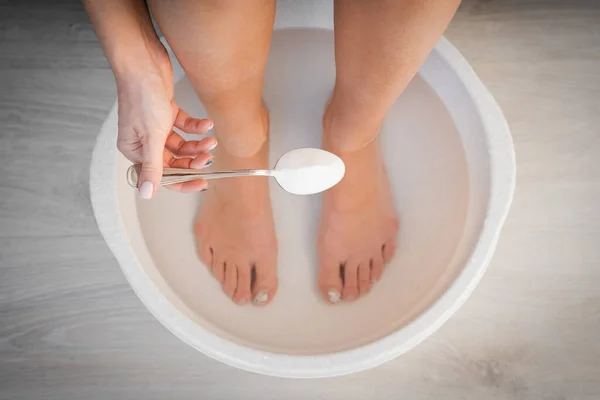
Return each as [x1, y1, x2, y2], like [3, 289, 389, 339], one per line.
[319, 0, 461, 303]
[148, 0, 278, 305]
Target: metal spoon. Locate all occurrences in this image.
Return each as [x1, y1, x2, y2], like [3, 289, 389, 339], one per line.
[126, 148, 345, 195]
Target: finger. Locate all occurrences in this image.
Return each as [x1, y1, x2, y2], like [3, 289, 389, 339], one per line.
[168, 153, 214, 169]
[173, 105, 213, 134]
[163, 153, 212, 193]
[138, 134, 165, 199]
[165, 180, 209, 193]
[164, 131, 217, 157]
[163, 148, 176, 167]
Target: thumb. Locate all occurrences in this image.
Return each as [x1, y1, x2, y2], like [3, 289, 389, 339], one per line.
[138, 134, 165, 200]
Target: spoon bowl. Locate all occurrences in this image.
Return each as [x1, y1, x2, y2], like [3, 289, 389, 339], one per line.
[272, 148, 345, 195]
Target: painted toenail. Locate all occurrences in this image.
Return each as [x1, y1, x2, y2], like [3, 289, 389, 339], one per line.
[328, 290, 341, 304]
[346, 294, 356, 301]
[237, 298, 248, 305]
[203, 158, 214, 168]
[208, 142, 218, 151]
[253, 291, 268, 305]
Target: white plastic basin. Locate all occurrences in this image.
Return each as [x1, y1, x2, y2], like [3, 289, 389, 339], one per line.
[90, 6, 515, 379]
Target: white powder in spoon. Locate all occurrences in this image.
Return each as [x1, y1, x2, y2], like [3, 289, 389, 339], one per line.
[273, 148, 345, 195]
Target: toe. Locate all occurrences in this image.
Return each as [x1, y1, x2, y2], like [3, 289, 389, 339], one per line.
[198, 245, 212, 269]
[342, 262, 359, 301]
[212, 254, 225, 283]
[252, 257, 278, 306]
[318, 257, 343, 304]
[382, 237, 397, 264]
[371, 254, 384, 285]
[358, 262, 371, 295]
[223, 263, 237, 298]
[233, 264, 252, 305]
[194, 223, 212, 268]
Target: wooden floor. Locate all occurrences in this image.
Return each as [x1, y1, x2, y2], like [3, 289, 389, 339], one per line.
[1, 0, 599, 399]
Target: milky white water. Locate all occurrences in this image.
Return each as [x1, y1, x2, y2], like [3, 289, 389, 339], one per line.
[273, 148, 345, 195]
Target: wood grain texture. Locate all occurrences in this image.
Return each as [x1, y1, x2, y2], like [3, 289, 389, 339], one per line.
[1, 0, 599, 399]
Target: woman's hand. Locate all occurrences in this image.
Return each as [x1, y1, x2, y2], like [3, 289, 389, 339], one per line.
[115, 43, 215, 198]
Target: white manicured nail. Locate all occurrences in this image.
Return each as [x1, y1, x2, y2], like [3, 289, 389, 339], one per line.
[253, 291, 268, 305]
[328, 290, 341, 304]
[139, 181, 153, 199]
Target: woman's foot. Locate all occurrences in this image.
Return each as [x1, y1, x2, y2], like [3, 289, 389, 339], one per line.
[318, 134, 399, 304]
[194, 109, 278, 306]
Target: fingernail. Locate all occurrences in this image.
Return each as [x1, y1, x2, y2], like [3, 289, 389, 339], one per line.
[139, 181, 154, 199]
[328, 290, 341, 304]
[208, 142, 218, 151]
[253, 291, 268, 305]
[204, 158, 214, 168]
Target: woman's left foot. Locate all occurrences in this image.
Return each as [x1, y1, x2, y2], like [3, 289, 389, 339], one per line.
[318, 137, 399, 303]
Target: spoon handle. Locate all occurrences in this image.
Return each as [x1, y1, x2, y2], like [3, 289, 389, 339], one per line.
[126, 164, 273, 188]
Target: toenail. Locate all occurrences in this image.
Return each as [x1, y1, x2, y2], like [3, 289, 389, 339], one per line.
[328, 290, 341, 304]
[208, 142, 218, 151]
[203, 158, 214, 168]
[253, 291, 268, 305]
[346, 294, 356, 301]
[237, 298, 248, 306]
[200, 186, 209, 192]
[371, 277, 379, 284]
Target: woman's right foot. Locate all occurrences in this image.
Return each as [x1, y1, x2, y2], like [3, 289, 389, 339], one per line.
[194, 109, 278, 306]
